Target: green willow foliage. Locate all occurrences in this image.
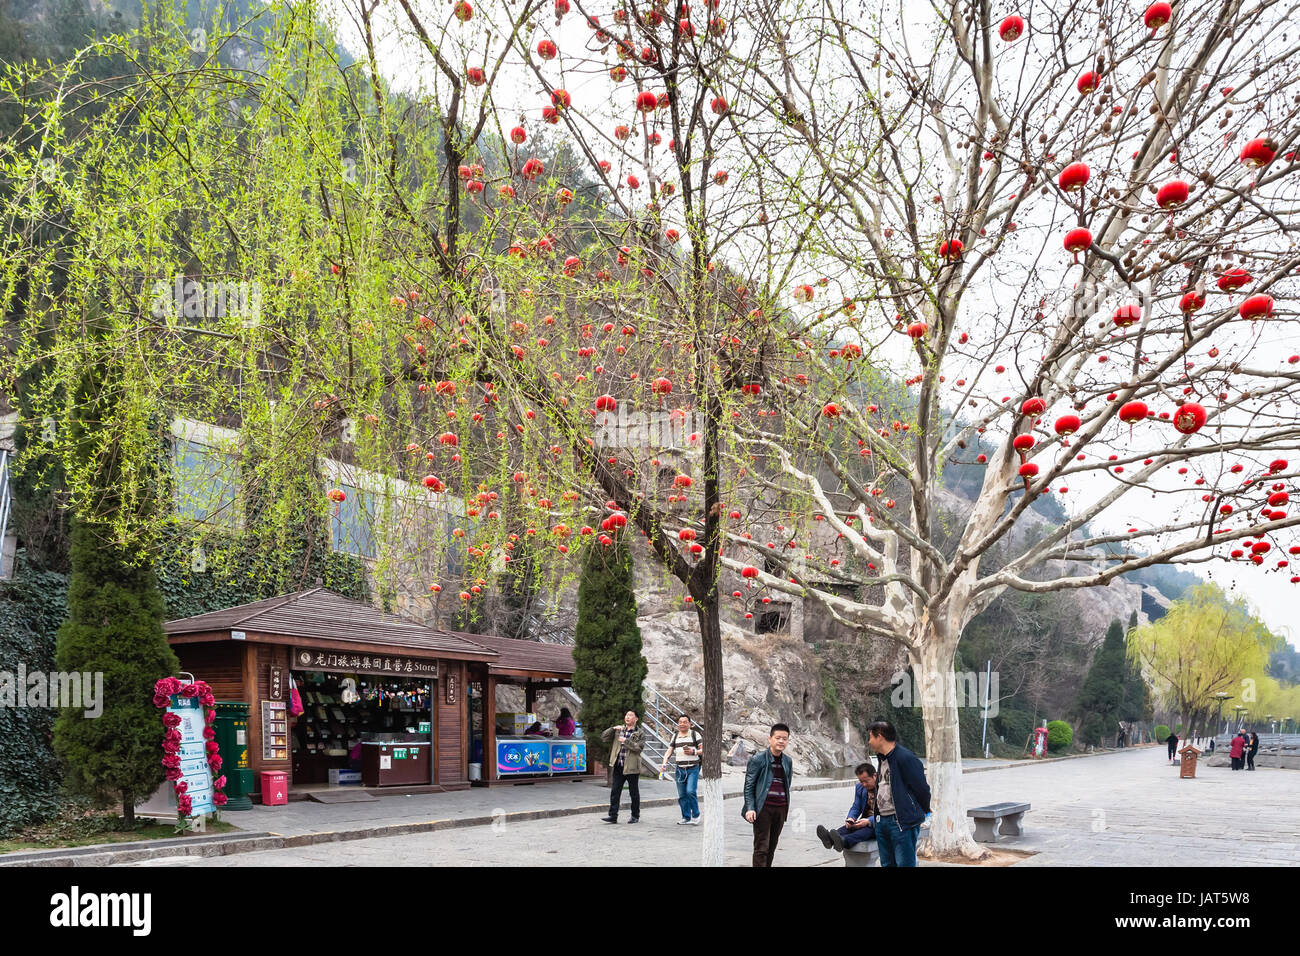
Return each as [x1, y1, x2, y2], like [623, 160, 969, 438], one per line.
[0, 0, 854, 621]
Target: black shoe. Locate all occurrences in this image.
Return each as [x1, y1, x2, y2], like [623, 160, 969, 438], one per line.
[829, 828, 845, 852]
[628, 817, 639, 823]
[601, 815, 618, 823]
[816, 824, 834, 849]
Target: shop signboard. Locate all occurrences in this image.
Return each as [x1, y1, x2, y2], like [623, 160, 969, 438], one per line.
[169, 696, 216, 816]
[497, 740, 550, 776]
[293, 647, 438, 677]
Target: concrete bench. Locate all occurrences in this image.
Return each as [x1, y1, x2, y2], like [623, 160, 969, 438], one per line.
[843, 840, 879, 867]
[967, 802, 1030, 843]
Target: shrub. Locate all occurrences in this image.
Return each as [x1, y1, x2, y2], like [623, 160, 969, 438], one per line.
[1153, 724, 1171, 742]
[1046, 719, 1073, 752]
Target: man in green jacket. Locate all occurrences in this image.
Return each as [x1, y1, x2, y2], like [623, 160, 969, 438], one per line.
[600, 710, 645, 824]
[743, 723, 793, 866]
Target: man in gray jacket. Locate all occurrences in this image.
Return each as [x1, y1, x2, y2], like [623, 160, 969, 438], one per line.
[742, 723, 793, 866]
[600, 710, 645, 823]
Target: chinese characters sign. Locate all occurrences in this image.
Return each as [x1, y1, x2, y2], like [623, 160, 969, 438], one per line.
[293, 647, 439, 677]
[169, 697, 216, 816]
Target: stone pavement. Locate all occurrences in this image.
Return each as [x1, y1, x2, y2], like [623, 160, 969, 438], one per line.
[117, 748, 1300, 866]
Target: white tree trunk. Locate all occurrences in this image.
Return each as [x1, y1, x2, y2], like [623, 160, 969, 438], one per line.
[700, 775, 725, 866]
[913, 638, 989, 861]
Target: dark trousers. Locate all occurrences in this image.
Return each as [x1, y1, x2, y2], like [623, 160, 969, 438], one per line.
[835, 824, 875, 847]
[751, 802, 787, 867]
[609, 765, 639, 819]
[1167, 742, 1177, 760]
[1247, 751, 1257, 770]
[1231, 756, 1242, 770]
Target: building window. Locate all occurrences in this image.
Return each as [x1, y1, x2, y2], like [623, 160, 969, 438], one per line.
[173, 438, 238, 527]
[332, 484, 377, 558]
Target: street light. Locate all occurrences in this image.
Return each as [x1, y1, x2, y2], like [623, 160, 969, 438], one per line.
[1214, 692, 1232, 736]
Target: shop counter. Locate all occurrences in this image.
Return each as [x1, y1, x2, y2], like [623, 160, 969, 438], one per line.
[361, 741, 431, 787]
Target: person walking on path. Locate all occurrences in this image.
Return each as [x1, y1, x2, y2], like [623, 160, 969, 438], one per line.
[867, 720, 931, 868]
[743, 723, 793, 867]
[1247, 731, 1260, 771]
[1166, 730, 1179, 763]
[817, 762, 878, 853]
[1228, 730, 1246, 770]
[659, 713, 703, 825]
[600, 711, 644, 824]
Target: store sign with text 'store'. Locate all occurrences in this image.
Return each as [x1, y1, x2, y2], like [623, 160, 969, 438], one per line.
[293, 647, 439, 678]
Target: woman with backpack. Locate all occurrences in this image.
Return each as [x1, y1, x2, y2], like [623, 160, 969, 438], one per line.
[660, 713, 703, 825]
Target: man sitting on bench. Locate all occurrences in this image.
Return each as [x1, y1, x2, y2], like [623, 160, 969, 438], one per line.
[817, 762, 878, 853]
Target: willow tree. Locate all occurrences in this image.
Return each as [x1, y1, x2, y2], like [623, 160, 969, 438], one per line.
[2, 0, 830, 867]
[1128, 583, 1277, 737]
[695, 0, 1300, 859]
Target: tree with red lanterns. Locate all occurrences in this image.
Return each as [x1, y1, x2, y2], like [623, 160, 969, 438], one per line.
[708, 0, 1300, 858]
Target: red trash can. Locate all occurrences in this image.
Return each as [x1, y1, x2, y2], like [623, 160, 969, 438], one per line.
[261, 771, 289, 806]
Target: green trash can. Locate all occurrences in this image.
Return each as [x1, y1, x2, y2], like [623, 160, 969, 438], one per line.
[213, 701, 254, 810]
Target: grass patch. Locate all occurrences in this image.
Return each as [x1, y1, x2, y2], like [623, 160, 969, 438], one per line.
[0, 807, 239, 855]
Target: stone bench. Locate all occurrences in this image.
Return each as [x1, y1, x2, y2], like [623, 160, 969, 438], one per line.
[967, 802, 1030, 843]
[843, 840, 879, 867]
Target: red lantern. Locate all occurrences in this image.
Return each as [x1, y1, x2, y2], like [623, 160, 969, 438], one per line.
[999, 15, 1024, 41]
[536, 38, 557, 60]
[1112, 303, 1142, 329]
[1021, 397, 1046, 416]
[938, 239, 963, 260]
[1238, 294, 1273, 320]
[1178, 290, 1206, 314]
[1077, 71, 1100, 95]
[1156, 180, 1189, 209]
[1240, 137, 1278, 167]
[1173, 402, 1207, 434]
[1063, 227, 1092, 261]
[1119, 401, 1148, 424]
[1054, 414, 1082, 436]
[1019, 462, 1039, 479]
[1217, 268, 1251, 292]
[1143, 2, 1172, 31]
[1012, 434, 1036, 454]
[636, 91, 659, 113]
[1057, 162, 1090, 193]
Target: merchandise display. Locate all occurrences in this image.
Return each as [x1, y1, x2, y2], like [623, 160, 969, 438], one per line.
[291, 672, 433, 784]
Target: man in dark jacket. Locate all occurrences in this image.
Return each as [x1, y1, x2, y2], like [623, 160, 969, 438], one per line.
[867, 720, 931, 867]
[817, 762, 877, 853]
[742, 723, 793, 867]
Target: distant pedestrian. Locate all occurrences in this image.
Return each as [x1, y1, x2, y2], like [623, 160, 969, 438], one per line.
[817, 762, 878, 854]
[659, 713, 703, 825]
[1228, 730, 1245, 770]
[1166, 731, 1178, 762]
[1247, 732, 1259, 771]
[743, 723, 793, 867]
[1206, 737, 1215, 754]
[867, 721, 931, 868]
[600, 711, 644, 823]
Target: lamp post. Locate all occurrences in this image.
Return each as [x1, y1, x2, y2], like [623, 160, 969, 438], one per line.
[1214, 693, 1232, 737]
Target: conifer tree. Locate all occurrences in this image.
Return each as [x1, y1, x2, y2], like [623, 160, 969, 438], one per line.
[571, 538, 647, 762]
[1074, 620, 1128, 746]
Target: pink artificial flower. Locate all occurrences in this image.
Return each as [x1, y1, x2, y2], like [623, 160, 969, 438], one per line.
[162, 712, 182, 728]
[152, 695, 171, 709]
[178, 798, 193, 816]
[208, 755, 223, 771]
[205, 741, 219, 754]
[206, 710, 216, 723]
[161, 754, 181, 769]
[202, 727, 215, 740]
[165, 767, 183, 781]
[174, 780, 188, 794]
[213, 775, 227, 789]
[180, 683, 200, 697]
[213, 792, 229, 807]
[200, 692, 216, 707]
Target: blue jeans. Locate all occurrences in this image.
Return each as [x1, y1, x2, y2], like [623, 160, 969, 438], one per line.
[675, 764, 700, 820]
[835, 824, 875, 847]
[875, 814, 919, 867]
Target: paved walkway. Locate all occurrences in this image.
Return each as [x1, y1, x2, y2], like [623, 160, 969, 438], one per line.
[117, 749, 1300, 866]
